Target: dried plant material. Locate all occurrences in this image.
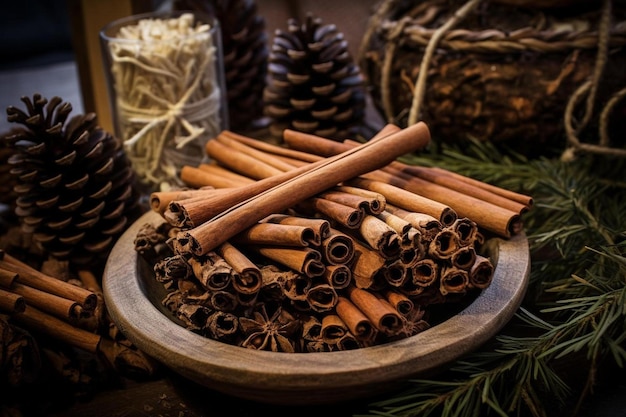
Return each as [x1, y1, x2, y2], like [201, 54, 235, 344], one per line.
[321, 314, 349, 345]
[217, 241, 261, 296]
[102, 12, 224, 189]
[187, 252, 233, 291]
[252, 246, 325, 278]
[323, 264, 352, 289]
[263, 214, 330, 246]
[469, 255, 495, 289]
[296, 197, 364, 229]
[306, 283, 338, 313]
[357, 215, 402, 260]
[335, 296, 377, 343]
[439, 266, 470, 296]
[206, 310, 239, 342]
[428, 229, 460, 260]
[346, 286, 402, 336]
[239, 305, 300, 352]
[233, 222, 315, 247]
[320, 229, 355, 265]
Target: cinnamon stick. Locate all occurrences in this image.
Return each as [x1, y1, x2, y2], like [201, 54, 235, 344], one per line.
[345, 285, 403, 336]
[296, 197, 364, 229]
[410, 258, 439, 287]
[334, 296, 377, 343]
[318, 188, 385, 215]
[321, 314, 348, 345]
[187, 253, 233, 291]
[439, 266, 470, 296]
[356, 215, 402, 260]
[180, 165, 248, 189]
[222, 129, 322, 163]
[469, 255, 495, 289]
[350, 238, 387, 289]
[0, 268, 18, 288]
[0, 288, 25, 313]
[306, 282, 338, 313]
[217, 241, 262, 295]
[323, 264, 352, 289]
[320, 228, 355, 265]
[215, 132, 298, 173]
[385, 205, 443, 242]
[262, 214, 330, 246]
[252, 246, 325, 278]
[205, 137, 285, 179]
[198, 163, 256, 185]
[346, 177, 457, 227]
[179, 122, 431, 255]
[382, 289, 414, 316]
[232, 222, 315, 247]
[0, 254, 97, 310]
[150, 189, 217, 215]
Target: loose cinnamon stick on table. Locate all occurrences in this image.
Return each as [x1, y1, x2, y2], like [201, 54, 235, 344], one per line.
[11, 282, 83, 320]
[178, 122, 431, 255]
[0, 253, 97, 310]
[0, 288, 25, 313]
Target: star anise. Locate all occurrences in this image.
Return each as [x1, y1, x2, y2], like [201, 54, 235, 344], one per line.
[392, 306, 430, 340]
[238, 304, 300, 352]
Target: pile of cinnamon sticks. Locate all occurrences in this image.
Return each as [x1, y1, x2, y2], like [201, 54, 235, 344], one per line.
[140, 123, 532, 352]
[0, 250, 156, 375]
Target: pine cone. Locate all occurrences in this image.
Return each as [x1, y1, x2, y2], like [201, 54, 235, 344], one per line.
[174, 0, 269, 131]
[263, 14, 366, 141]
[2, 94, 140, 266]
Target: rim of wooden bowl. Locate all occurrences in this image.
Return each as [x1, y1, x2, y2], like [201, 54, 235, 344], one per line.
[103, 210, 530, 405]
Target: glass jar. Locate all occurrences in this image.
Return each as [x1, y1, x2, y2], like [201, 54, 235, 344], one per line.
[100, 10, 228, 191]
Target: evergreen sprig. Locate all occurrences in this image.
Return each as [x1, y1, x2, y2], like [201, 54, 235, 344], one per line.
[360, 139, 626, 417]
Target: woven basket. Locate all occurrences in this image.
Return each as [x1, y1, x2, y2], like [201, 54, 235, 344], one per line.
[359, 0, 626, 157]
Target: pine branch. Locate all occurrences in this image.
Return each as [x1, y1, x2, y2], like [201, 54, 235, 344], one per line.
[362, 139, 626, 417]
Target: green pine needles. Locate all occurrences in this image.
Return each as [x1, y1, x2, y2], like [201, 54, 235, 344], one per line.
[360, 140, 626, 417]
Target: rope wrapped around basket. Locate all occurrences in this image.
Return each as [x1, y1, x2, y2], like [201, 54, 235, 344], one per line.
[359, 0, 626, 158]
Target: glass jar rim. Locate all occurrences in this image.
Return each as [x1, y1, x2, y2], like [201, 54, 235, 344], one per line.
[99, 10, 219, 44]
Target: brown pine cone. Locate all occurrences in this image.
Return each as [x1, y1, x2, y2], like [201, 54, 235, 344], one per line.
[174, 0, 269, 131]
[2, 94, 141, 266]
[263, 14, 366, 141]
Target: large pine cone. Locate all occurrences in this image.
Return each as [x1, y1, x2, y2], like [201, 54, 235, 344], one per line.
[2, 94, 140, 266]
[264, 14, 367, 141]
[174, 0, 269, 131]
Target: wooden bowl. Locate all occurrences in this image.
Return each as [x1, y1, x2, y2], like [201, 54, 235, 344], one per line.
[103, 211, 530, 405]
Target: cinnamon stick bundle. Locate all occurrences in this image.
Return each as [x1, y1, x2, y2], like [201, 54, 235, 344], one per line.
[0, 254, 97, 311]
[0, 288, 25, 313]
[179, 122, 431, 255]
[346, 177, 458, 227]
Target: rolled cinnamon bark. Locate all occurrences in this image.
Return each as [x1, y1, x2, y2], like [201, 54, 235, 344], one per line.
[449, 217, 479, 247]
[253, 246, 326, 278]
[262, 214, 330, 246]
[0, 254, 97, 311]
[320, 228, 355, 265]
[346, 285, 403, 336]
[333, 186, 386, 214]
[428, 229, 461, 260]
[222, 129, 322, 163]
[410, 258, 440, 287]
[306, 283, 338, 313]
[232, 222, 316, 247]
[198, 163, 255, 185]
[205, 138, 285, 179]
[319, 188, 385, 215]
[0, 268, 18, 288]
[321, 314, 349, 345]
[11, 282, 81, 320]
[385, 205, 443, 243]
[187, 252, 233, 291]
[216, 132, 298, 173]
[206, 310, 240, 342]
[382, 289, 414, 316]
[357, 215, 402, 260]
[439, 266, 470, 296]
[0, 288, 25, 313]
[150, 189, 217, 215]
[347, 177, 457, 227]
[180, 122, 431, 255]
[217, 242, 262, 295]
[163, 188, 245, 228]
[296, 197, 364, 229]
[180, 165, 248, 189]
[323, 264, 352, 289]
[469, 254, 495, 289]
[350, 239, 387, 289]
[450, 246, 477, 270]
[383, 260, 408, 288]
[335, 296, 377, 343]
